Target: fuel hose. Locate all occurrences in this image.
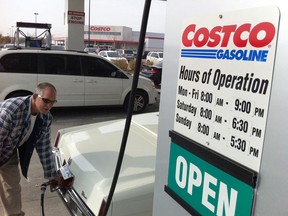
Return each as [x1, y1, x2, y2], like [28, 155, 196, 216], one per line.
[102, 0, 152, 215]
[40, 181, 50, 216]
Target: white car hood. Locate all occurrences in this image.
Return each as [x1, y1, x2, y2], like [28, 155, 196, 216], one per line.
[56, 112, 159, 213]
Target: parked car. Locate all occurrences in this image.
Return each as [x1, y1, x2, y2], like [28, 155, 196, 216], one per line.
[53, 111, 159, 216]
[0, 49, 159, 113]
[142, 50, 150, 59]
[51, 45, 65, 50]
[146, 51, 163, 65]
[84, 47, 97, 54]
[96, 47, 109, 54]
[116, 49, 135, 61]
[98, 50, 128, 64]
[1, 43, 16, 50]
[141, 60, 163, 86]
[132, 49, 137, 58]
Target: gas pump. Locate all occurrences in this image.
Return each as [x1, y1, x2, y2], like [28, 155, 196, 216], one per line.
[14, 22, 52, 49]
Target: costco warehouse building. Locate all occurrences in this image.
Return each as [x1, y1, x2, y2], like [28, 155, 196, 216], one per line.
[54, 25, 164, 51]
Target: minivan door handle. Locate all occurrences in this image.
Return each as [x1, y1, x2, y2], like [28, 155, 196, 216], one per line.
[86, 79, 97, 83]
[73, 79, 84, 83]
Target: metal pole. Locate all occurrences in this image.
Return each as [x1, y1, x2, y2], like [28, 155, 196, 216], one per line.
[34, 12, 38, 37]
[11, 26, 14, 43]
[88, 0, 91, 47]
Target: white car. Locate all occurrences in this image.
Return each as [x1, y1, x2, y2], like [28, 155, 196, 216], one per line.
[1, 43, 16, 50]
[146, 51, 163, 65]
[84, 47, 97, 54]
[53, 112, 159, 216]
[0, 49, 159, 113]
[116, 49, 135, 61]
[98, 50, 128, 64]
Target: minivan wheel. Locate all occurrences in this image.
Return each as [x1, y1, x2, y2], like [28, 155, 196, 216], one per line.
[124, 91, 147, 114]
[6, 91, 33, 99]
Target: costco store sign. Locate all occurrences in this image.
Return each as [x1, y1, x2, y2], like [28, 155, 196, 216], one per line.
[90, 26, 111, 32]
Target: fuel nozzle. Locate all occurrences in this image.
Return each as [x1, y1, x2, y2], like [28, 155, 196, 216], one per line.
[52, 148, 74, 194]
[54, 164, 74, 194]
[40, 181, 50, 194]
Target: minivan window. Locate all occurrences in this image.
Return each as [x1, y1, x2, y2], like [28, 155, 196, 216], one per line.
[40, 54, 81, 76]
[42, 54, 65, 75]
[82, 56, 119, 78]
[0, 53, 37, 73]
[67, 55, 81, 76]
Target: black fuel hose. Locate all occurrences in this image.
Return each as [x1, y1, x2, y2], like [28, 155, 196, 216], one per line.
[102, 0, 152, 215]
[40, 181, 50, 216]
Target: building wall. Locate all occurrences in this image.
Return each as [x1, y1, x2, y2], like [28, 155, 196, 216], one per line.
[54, 25, 164, 51]
[145, 37, 164, 51]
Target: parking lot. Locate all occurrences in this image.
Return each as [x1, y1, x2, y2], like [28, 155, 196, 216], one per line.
[0, 103, 159, 216]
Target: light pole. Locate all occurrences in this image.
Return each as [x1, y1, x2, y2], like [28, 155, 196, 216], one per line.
[11, 26, 14, 43]
[88, 0, 91, 47]
[34, 12, 38, 37]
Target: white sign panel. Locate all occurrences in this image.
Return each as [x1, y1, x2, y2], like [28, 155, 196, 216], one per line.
[173, 6, 279, 172]
[68, 11, 85, 25]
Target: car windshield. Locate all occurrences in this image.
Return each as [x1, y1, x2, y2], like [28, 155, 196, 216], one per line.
[159, 53, 163, 58]
[107, 52, 119, 57]
[124, 50, 134, 54]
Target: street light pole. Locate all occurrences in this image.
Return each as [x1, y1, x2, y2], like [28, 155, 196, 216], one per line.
[11, 26, 14, 43]
[34, 12, 38, 37]
[88, 0, 91, 47]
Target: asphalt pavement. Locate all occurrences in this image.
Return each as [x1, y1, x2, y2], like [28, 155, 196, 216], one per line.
[0, 103, 159, 216]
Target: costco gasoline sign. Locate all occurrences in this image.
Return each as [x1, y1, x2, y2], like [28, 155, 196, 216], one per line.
[173, 6, 279, 172]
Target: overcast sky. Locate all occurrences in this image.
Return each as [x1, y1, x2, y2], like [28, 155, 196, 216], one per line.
[0, 0, 167, 37]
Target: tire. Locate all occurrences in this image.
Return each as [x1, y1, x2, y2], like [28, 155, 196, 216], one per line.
[6, 91, 32, 99]
[124, 90, 148, 114]
[151, 72, 161, 85]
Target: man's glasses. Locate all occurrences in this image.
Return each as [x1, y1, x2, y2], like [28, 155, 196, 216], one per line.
[37, 95, 57, 105]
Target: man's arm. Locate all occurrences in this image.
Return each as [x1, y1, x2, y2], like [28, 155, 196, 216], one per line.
[35, 116, 56, 179]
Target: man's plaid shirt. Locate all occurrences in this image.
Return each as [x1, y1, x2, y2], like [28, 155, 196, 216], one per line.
[0, 96, 55, 178]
